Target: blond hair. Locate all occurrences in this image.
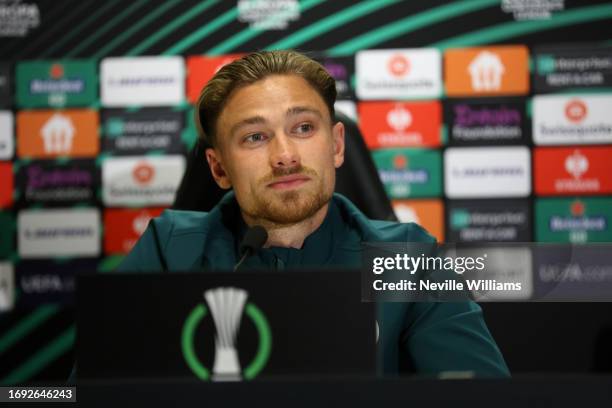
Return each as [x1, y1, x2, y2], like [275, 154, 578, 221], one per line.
[195, 50, 336, 147]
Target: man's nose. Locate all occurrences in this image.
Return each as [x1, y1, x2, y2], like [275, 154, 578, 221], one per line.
[269, 133, 300, 168]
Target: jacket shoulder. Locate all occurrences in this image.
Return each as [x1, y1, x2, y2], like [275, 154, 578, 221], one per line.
[368, 220, 436, 243]
[332, 194, 436, 244]
[153, 209, 210, 237]
[117, 209, 211, 272]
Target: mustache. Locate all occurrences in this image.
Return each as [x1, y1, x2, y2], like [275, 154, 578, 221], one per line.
[260, 165, 318, 184]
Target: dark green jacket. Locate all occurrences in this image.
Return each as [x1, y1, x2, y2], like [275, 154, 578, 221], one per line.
[118, 191, 510, 377]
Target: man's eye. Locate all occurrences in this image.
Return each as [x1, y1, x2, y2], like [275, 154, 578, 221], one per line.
[244, 133, 266, 144]
[295, 123, 314, 135]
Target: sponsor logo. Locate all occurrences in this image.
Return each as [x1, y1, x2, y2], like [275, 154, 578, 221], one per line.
[18, 208, 101, 258]
[392, 199, 444, 242]
[373, 149, 441, 198]
[104, 208, 164, 254]
[358, 101, 441, 148]
[102, 156, 185, 206]
[16, 60, 97, 107]
[356, 48, 441, 99]
[446, 99, 526, 145]
[0, 1, 40, 37]
[533, 45, 612, 92]
[388, 54, 410, 77]
[20, 273, 73, 295]
[533, 95, 612, 145]
[444, 46, 529, 96]
[103, 109, 184, 155]
[132, 162, 155, 184]
[444, 146, 531, 198]
[0, 111, 14, 159]
[0, 162, 12, 209]
[40, 113, 74, 154]
[17, 160, 97, 205]
[16, 109, 99, 158]
[101, 57, 185, 107]
[0, 64, 11, 108]
[182, 287, 271, 381]
[468, 51, 505, 91]
[186, 55, 243, 103]
[534, 147, 612, 195]
[447, 199, 531, 242]
[536, 198, 612, 243]
[565, 100, 587, 123]
[549, 200, 606, 234]
[501, 0, 565, 21]
[16, 259, 96, 305]
[237, 0, 300, 29]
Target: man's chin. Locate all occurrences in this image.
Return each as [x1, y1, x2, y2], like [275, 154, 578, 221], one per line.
[253, 189, 331, 225]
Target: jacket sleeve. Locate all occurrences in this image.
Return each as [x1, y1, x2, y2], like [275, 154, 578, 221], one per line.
[116, 210, 175, 272]
[402, 301, 510, 377]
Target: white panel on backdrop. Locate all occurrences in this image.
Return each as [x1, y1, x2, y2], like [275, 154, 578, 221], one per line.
[0, 262, 14, 311]
[334, 100, 357, 123]
[101, 57, 185, 107]
[533, 94, 612, 145]
[18, 208, 101, 258]
[356, 48, 441, 100]
[102, 155, 186, 206]
[0, 111, 14, 159]
[444, 146, 531, 198]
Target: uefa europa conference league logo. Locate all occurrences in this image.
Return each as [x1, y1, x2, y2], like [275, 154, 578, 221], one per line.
[181, 287, 271, 381]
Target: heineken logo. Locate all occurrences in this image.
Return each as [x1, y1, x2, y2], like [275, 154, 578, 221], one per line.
[181, 287, 272, 381]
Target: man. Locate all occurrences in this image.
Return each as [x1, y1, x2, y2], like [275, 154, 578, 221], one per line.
[119, 50, 509, 377]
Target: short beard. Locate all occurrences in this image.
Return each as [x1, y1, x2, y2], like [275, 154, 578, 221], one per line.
[243, 166, 333, 227]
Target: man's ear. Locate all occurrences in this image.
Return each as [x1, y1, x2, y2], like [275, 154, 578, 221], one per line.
[332, 121, 345, 169]
[205, 148, 232, 189]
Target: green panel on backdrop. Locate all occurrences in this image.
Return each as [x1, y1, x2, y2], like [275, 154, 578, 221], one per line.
[536, 197, 612, 243]
[372, 149, 441, 199]
[16, 60, 97, 108]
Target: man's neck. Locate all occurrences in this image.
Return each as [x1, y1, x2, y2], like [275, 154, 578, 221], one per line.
[241, 202, 329, 249]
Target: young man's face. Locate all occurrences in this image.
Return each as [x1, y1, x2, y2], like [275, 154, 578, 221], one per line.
[206, 74, 345, 226]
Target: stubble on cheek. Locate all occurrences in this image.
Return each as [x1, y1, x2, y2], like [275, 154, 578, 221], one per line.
[242, 165, 332, 225]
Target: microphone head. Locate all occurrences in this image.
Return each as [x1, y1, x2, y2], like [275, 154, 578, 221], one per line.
[239, 225, 268, 256]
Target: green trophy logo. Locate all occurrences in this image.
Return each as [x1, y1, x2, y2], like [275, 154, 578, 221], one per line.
[181, 287, 272, 381]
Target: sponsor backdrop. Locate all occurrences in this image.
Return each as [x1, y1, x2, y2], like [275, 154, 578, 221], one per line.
[0, 0, 611, 384]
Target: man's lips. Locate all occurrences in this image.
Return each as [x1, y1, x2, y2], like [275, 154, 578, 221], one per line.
[267, 175, 311, 190]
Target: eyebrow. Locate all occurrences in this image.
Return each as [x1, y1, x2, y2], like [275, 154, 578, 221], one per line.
[229, 106, 324, 137]
[286, 106, 324, 119]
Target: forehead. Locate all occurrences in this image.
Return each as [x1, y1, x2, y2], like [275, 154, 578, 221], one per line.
[218, 75, 329, 125]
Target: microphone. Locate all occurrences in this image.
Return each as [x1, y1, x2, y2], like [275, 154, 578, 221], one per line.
[234, 225, 268, 271]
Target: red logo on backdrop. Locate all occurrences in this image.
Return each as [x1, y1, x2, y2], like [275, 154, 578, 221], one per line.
[186, 54, 244, 103]
[104, 208, 165, 254]
[387, 54, 410, 77]
[50, 63, 64, 79]
[133, 162, 154, 185]
[358, 101, 441, 148]
[534, 147, 612, 195]
[571, 200, 585, 217]
[0, 163, 13, 209]
[565, 100, 587, 123]
[393, 155, 408, 169]
[564, 150, 589, 179]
